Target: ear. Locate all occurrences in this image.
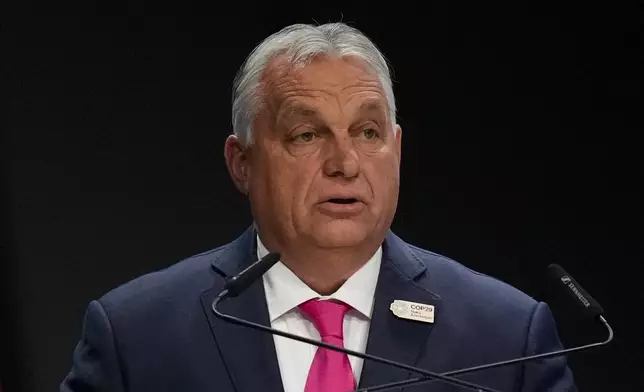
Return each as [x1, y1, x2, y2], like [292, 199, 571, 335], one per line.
[394, 124, 402, 164]
[224, 134, 250, 194]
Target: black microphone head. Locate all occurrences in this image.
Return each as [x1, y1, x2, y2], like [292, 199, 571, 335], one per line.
[224, 252, 281, 297]
[547, 263, 604, 318]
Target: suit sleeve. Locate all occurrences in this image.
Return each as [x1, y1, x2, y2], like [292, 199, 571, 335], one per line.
[520, 302, 578, 392]
[60, 300, 126, 392]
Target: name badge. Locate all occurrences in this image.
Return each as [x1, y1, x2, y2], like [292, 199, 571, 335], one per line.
[390, 300, 435, 323]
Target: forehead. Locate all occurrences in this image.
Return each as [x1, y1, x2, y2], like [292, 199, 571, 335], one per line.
[261, 55, 387, 116]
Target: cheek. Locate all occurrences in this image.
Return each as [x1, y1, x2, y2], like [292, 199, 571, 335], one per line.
[286, 162, 324, 212]
[252, 141, 321, 205]
[265, 159, 314, 207]
[367, 158, 400, 203]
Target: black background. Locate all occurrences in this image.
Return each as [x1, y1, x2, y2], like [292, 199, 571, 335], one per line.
[2, 2, 642, 391]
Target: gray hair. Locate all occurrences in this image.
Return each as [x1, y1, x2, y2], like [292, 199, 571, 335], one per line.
[231, 22, 397, 146]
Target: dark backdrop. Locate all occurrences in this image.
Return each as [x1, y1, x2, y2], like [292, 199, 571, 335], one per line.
[3, 3, 642, 392]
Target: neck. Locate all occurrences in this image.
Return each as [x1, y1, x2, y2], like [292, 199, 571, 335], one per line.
[283, 247, 377, 295]
[259, 234, 381, 295]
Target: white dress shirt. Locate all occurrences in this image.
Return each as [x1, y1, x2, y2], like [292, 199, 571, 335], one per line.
[258, 235, 382, 392]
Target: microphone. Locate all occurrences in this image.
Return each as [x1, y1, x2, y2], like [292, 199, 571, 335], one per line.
[353, 263, 614, 391]
[212, 252, 502, 392]
[223, 251, 281, 297]
[547, 263, 603, 318]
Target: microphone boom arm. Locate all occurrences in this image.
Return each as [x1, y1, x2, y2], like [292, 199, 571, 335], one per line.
[354, 315, 614, 392]
[213, 256, 611, 392]
[212, 289, 500, 392]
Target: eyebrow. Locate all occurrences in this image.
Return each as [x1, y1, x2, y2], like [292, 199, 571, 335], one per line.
[277, 104, 319, 121]
[358, 100, 387, 117]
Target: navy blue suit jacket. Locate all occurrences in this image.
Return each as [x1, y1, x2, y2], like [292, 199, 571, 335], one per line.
[61, 226, 577, 391]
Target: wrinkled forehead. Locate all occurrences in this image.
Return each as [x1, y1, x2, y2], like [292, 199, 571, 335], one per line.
[260, 54, 388, 116]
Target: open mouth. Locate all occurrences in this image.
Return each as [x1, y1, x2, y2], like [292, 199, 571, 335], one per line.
[318, 197, 364, 215]
[327, 198, 359, 204]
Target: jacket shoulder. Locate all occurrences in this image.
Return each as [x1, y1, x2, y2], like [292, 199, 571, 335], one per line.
[97, 242, 230, 316]
[407, 243, 539, 314]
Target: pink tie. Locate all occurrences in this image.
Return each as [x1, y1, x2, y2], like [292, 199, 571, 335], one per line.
[299, 299, 355, 392]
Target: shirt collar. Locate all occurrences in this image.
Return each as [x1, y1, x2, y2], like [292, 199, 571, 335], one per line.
[258, 234, 382, 322]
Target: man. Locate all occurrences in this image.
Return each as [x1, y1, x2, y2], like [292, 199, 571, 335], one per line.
[61, 22, 577, 392]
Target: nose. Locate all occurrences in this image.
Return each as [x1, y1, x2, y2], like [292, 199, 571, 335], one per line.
[323, 134, 360, 179]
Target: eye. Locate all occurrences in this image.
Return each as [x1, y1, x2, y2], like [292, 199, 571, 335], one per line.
[362, 128, 379, 139]
[293, 131, 316, 143]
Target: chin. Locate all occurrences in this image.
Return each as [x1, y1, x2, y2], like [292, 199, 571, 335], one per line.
[309, 220, 370, 248]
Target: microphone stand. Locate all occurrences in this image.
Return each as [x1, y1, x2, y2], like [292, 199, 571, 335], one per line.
[354, 315, 614, 391]
[212, 289, 500, 392]
[213, 255, 613, 392]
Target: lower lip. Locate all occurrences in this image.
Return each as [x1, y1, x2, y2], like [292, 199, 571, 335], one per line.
[317, 201, 365, 216]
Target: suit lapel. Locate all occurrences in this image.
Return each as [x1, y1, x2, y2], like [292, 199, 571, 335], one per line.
[200, 226, 284, 392]
[199, 227, 443, 391]
[358, 232, 443, 390]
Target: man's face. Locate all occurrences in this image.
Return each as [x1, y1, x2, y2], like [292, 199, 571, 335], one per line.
[226, 55, 402, 252]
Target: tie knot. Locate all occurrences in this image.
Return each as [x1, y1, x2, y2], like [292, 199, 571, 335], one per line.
[298, 299, 352, 339]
